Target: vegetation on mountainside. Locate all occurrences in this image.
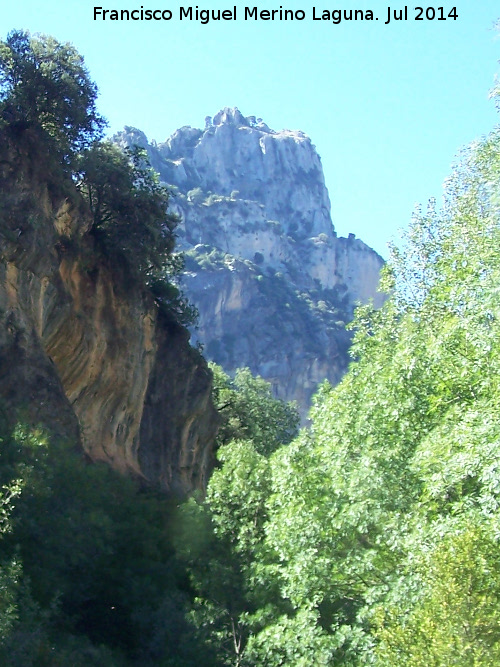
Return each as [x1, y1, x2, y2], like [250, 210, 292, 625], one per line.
[1, 26, 500, 667]
[183, 101, 500, 666]
[0, 30, 105, 165]
[173, 85, 500, 665]
[0, 30, 194, 324]
[75, 141, 197, 324]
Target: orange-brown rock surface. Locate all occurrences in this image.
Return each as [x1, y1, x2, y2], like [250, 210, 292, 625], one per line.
[0, 132, 217, 494]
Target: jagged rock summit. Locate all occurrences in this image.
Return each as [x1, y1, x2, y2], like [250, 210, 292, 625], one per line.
[115, 108, 385, 416]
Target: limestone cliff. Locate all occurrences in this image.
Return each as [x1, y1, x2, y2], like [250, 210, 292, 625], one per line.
[115, 109, 385, 416]
[0, 130, 217, 494]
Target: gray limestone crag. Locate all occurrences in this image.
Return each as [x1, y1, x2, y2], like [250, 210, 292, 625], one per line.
[0, 129, 218, 495]
[115, 108, 386, 416]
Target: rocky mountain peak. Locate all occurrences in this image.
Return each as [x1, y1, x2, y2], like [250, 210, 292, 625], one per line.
[114, 111, 386, 416]
[116, 109, 333, 245]
[212, 106, 249, 127]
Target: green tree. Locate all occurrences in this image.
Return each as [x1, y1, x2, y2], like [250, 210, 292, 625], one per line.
[241, 108, 500, 664]
[0, 481, 23, 650]
[0, 30, 105, 163]
[175, 368, 299, 666]
[77, 141, 179, 277]
[76, 141, 197, 324]
[211, 364, 299, 455]
[375, 526, 500, 666]
[0, 422, 216, 665]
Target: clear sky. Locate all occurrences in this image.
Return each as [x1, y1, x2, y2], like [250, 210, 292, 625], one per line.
[2, 1, 499, 256]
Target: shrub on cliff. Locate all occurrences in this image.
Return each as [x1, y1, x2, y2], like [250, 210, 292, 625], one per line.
[0, 30, 195, 326]
[77, 142, 177, 272]
[0, 30, 105, 165]
[76, 141, 197, 324]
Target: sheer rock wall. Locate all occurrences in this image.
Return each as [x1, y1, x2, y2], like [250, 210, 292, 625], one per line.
[0, 134, 217, 494]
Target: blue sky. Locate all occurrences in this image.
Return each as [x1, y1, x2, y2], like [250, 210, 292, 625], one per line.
[2, 1, 499, 256]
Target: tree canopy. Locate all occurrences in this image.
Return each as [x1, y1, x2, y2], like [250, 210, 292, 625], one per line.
[241, 114, 500, 665]
[75, 141, 197, 324]
[0, 29, 195, 326]
[0, 30, 105, 163]
[175, 98, 500, 665]
[210, 364, 299, 455]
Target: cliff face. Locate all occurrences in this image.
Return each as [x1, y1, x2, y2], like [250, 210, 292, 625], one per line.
[116, 109, 385, 416]
[0, 133, 217, 494]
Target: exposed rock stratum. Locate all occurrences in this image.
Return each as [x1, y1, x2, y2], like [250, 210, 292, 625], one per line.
[115, 108, 385, 416]
[0, 131, 217, 494]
